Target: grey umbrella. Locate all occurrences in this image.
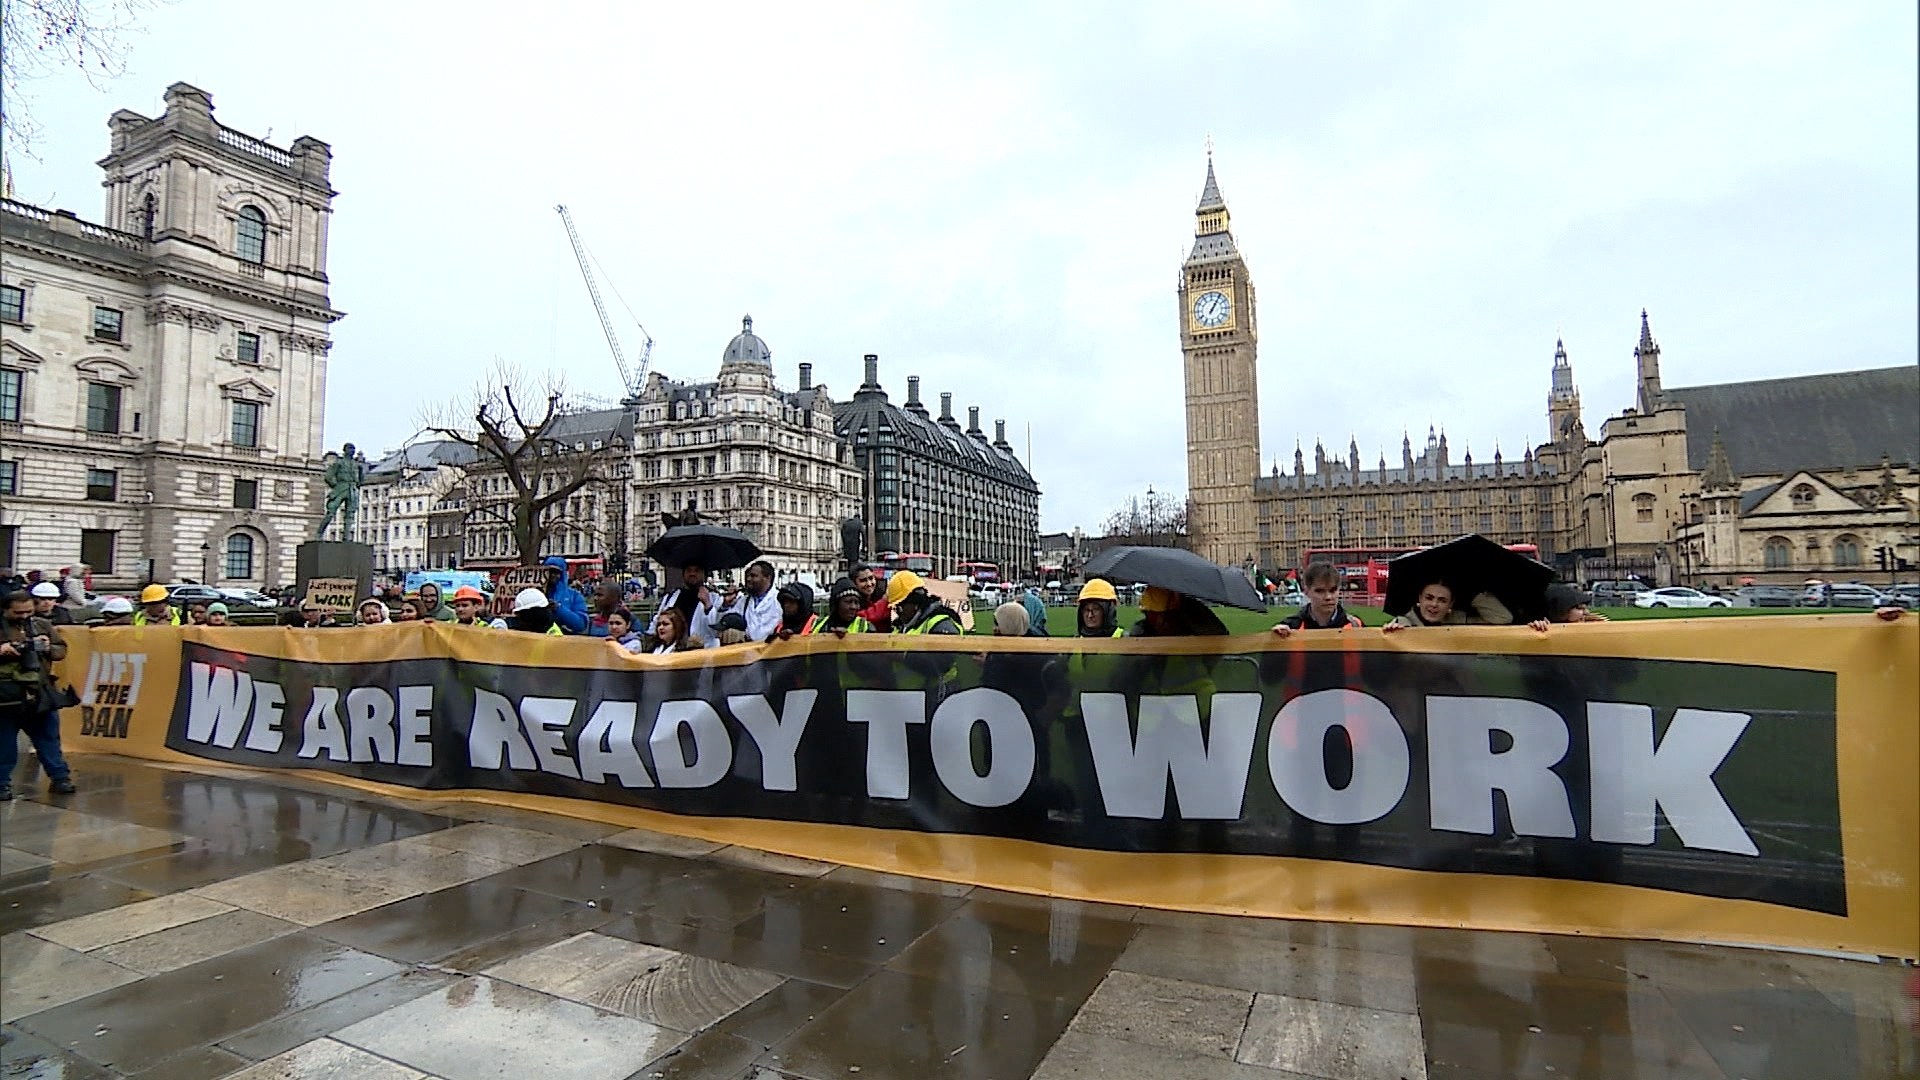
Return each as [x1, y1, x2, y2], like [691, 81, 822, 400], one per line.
[1080, 546, 1267, 612]
[645, 525, 762, 571]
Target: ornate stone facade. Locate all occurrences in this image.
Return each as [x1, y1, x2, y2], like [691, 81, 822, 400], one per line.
[632, 317, 862, 586]
[0, 83, 340, 589]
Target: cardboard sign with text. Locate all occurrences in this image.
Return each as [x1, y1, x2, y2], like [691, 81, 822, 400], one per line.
[492, 566, 550, 616]
[303, 577, 359, 616]
[920, 578, 973, 627]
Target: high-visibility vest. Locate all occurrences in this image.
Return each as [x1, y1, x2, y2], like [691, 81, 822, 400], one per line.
[133, 608, 181, 627]
[793, 615, 821, 635]
[904, 613, 960, 635]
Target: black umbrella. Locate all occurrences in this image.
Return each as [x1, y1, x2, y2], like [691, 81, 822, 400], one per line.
[1080, 546, 1267, 612]
[645, 525, 762, 571]
[1383, 534, 1554, 622]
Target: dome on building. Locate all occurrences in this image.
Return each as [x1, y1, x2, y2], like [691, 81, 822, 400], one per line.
[721, 315, 772, 368]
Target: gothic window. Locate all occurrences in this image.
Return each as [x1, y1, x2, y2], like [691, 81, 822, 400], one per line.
[1633, 493, 1656, 522]
[1763, 536, 1792, 568]
[236, 206, 267, 264]
[1789, 484, 1816, 509]
[1834, 535, 1861, 566]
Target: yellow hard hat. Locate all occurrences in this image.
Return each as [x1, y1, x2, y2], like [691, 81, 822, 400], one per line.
[1077, 579, 1118, 603]
[885, 570, 925, 605]
[1139, 586, 1180, 613]
[139, 584, 169, 604]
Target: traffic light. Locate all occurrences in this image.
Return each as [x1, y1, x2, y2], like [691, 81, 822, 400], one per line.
[1877, 545, 1894, 571]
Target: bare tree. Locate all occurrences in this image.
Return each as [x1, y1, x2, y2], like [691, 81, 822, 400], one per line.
[2, 0, 151, 154]
[421, 362, 629, 567]
[1093, 491, 1194, 552]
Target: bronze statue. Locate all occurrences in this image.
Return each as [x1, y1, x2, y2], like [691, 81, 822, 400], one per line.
[839, 515, 865, 572]
[316, 443, 368, 540]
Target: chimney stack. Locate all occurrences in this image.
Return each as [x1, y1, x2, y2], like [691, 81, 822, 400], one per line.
[860, 354, 881, 395]
[939, 392, 954, 422]
[906, 375, 922, 408]
[994, 419, 1007, 444]
[798, 362, 812, 391]
[967, 406, 982, 435]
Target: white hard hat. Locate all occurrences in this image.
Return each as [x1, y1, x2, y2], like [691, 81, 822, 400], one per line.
[30, 582, 60, 598]
[101, 596, 134, 614]
[513, 587, 549, 613]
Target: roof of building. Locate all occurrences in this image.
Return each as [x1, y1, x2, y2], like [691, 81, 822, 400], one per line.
[365, 439, 479, 479]
[833, 367, 1038, 491]
[1256, 431, 1557, 494]
[1668, 366, 1919, 475]
[720, 315, 772, 368]
[1739, 482, 1784, 516]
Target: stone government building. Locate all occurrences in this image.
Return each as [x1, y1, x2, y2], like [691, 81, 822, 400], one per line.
[1180, 156, 1919, 585]
[0, 83, 340, 590]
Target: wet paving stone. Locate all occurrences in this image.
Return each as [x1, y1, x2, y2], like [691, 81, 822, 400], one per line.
[334, 975, 685, 1080]
[0, 1024, 116, 1079]
[486, 931, 785, 1031]
[0, 875, 156, 937]
[217, 969, 462, 1062]
[312, 877, 587, 963]
[90, 908, 299, 974]
[0, 933, 143, 1023]
[226, 1037, 431, 1079]
[8, 757, 1907, 1080]
[15, 933, 403, 1071]
[758, 969, 1083, 1080]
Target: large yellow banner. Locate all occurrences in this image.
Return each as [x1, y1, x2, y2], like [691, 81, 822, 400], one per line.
[50, 615, 1920, 959]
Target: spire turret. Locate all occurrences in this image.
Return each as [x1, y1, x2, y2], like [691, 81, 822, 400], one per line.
[1700, 428, 1737, 491]
[1188, 148, 1237, 260]
[1634, 308, 1664, 412]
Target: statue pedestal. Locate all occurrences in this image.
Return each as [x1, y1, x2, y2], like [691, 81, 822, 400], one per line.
[296, 541, 374, 609]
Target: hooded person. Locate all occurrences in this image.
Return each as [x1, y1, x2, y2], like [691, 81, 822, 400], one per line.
[204, 602, 232, 627]
[887, 571, 963, 635]
[821, 578, 870, 634]
[1020, 588, 1049, 637]
[993, 602, 1030, 637]
[1074, 579, 1124, 638]
[540, 556, 589, 634]
[30, 582, 75, 626]
[508, 587, 563, 635]
[773, 581, 818, 639]
[416, 581, 456, 623]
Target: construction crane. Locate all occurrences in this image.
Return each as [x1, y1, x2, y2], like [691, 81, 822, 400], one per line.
[555, 204, 653, 401]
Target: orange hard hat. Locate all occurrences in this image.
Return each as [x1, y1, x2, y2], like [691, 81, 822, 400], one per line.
[451, 586, 486, 602]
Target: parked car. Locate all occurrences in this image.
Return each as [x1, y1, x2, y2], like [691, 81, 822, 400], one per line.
[164, 583, 226, 606]
[218, 587, 280, 608]
[1883, 584, 1920, 609]
[1635, 587, 1732, 609]
[1731, 585, 1797, 608]
[1797, 583, 1887, 608]
[1589, 580, 1651, 606]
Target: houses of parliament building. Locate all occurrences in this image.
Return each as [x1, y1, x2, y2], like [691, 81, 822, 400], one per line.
[1180, 157, 1919, 584]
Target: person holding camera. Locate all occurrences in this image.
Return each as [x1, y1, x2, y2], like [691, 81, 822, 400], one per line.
[1, 589, 75, 799]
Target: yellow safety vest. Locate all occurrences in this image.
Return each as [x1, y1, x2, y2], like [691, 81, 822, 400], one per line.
[133, 608, 181, 627]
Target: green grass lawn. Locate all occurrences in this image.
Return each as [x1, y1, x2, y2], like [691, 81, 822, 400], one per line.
[970, 601, 1859, 634]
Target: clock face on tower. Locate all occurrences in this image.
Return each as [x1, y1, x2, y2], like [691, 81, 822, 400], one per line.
[1192, 290, 1232, 329]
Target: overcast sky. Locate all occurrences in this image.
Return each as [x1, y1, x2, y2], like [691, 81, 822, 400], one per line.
[12, 1, 1916, 533]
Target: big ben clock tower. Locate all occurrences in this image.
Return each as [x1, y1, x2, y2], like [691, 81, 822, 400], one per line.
[1180, 153, 1260, 568]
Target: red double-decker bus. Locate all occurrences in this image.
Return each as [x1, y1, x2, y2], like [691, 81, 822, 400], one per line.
[1302, 543, 1540, 607]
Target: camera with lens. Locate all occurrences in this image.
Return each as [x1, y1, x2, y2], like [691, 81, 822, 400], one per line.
[12, 636, 44, 673]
